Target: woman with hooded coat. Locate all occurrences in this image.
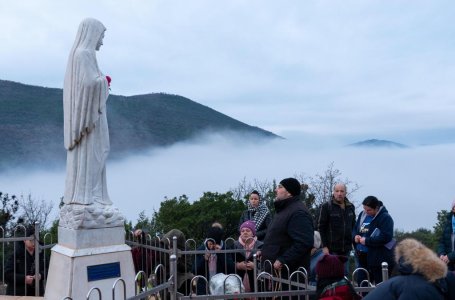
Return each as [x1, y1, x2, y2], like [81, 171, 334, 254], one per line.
[364, 238, 450, 300]
[193, 226, 235, 295]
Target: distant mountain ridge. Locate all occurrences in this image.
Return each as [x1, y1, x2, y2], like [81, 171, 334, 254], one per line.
[0, 80, 279, 170]
[347, 139, 408, 148]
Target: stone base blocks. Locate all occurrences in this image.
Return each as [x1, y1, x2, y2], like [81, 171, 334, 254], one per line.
[45, 226, 135, 300]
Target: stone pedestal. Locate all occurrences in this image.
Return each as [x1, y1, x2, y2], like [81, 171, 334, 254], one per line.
[45, 226, 135, 300]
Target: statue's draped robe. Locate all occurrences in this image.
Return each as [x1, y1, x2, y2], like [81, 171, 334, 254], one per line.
[63, 18, 111, 206]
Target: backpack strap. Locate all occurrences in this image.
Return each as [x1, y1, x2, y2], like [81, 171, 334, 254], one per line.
[320, 278, 363, 299]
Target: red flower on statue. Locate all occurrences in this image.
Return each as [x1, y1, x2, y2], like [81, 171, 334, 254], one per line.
[106, 75, 111, 87]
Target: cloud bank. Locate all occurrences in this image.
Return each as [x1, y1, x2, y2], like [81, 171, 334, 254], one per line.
[1, 133, 453, 232]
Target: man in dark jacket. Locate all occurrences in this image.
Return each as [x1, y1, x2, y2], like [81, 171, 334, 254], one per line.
[317, 183, 356, 268]
[261, 177, 314, 299]
[5, 225, 46, 296]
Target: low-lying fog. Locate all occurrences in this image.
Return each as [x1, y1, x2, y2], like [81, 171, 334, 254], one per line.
[1, 133, 454, 232]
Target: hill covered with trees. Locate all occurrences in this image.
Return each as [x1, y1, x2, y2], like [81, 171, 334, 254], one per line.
[0, 80, 279, 170]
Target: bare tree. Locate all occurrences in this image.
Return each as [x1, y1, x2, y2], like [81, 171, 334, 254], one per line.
[297, 162, 360, 207]
[18, 194, 54, 229]
[230, 177, 251, 201]
[230, 162, 360, 220]
[230, 177, 274, 203]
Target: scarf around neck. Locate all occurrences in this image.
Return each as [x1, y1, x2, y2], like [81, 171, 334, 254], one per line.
[239, 236, 258, 258]
[247, 201, 270, 230]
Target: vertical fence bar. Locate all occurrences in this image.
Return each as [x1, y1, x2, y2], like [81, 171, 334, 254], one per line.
[381, 262, 389, 282]
[34, 222, 40, 296]
[253, 254, 258, 293]
[1, 226, 4, 293]
[169, 236, 178, 300]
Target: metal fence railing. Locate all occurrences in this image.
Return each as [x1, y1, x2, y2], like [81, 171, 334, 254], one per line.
[0, 223, 55, 296]
[0, 226, 382, 299]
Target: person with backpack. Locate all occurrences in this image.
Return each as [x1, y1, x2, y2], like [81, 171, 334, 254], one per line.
[318, 183, 356, 274]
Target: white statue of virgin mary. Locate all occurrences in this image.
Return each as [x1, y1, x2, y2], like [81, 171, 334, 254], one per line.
[61, 18, 122, 229]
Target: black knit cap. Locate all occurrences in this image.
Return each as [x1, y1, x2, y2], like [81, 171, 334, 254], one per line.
[280, 177, 301, 196]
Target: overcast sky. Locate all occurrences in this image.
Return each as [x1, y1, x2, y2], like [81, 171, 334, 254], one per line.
[1, 1, 454, 231]
[1, 0, 454, 141]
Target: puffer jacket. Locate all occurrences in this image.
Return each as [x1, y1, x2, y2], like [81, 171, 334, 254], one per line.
[363, 238, 448, 300]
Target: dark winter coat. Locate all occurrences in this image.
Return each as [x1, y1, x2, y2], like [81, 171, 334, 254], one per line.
[233, 239, 263, 291]
[5, 242, 46, 296]
[363, 238, 448, 300]
[318, 197, 356, 254]
[192, 241, 235, 295]
[160, 229, 194, 293]
[437, 212, 455, 270]
[261, 195, 314, 272]
[353, 206, 395, 269]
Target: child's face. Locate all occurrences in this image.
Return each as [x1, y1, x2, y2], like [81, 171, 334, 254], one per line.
[206, 240, 216, 250]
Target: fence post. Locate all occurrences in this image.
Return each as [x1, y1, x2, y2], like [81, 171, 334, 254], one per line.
[34, 222, 40, 296]
[169, 236, 178, 300]
[253, 254, 258, 292]
[381, 262, 389, 282]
